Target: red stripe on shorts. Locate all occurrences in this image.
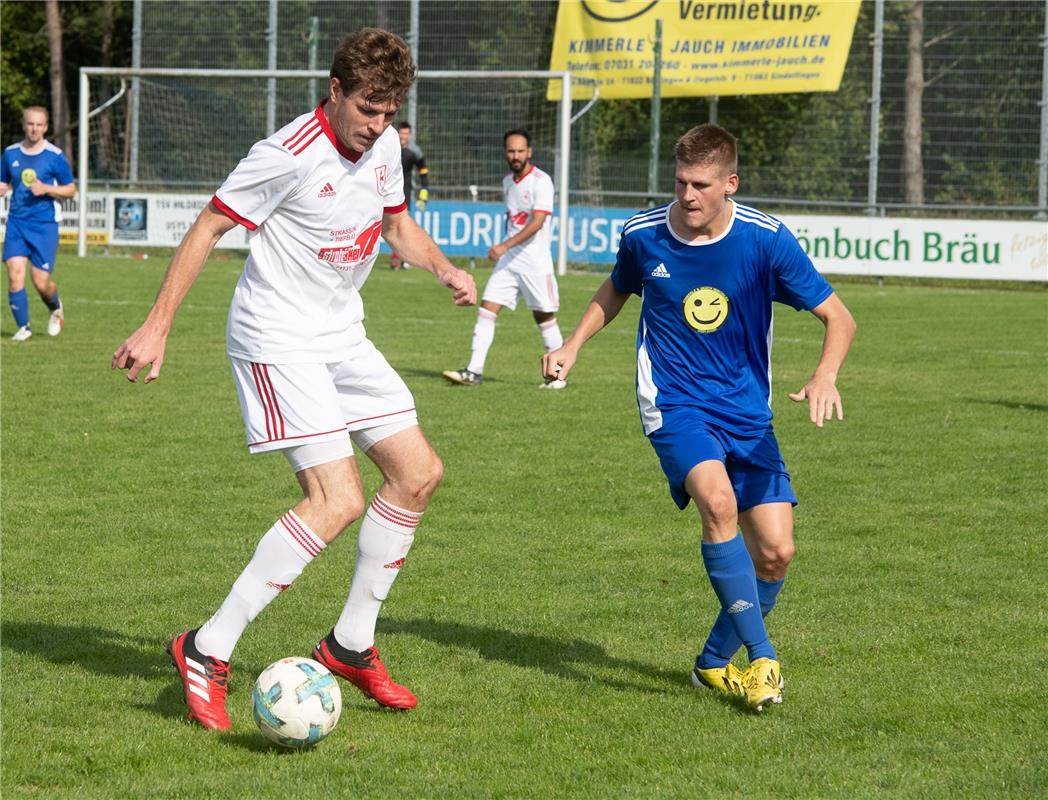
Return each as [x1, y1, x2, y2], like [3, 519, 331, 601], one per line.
[251, 363, 285, 441]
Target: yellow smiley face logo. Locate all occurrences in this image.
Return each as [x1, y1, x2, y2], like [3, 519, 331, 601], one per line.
[683, 287, 729, 333]
[21, 168, 37, 187]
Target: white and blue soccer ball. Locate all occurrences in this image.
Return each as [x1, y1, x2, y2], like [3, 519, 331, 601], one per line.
[252, 656, 341, 748]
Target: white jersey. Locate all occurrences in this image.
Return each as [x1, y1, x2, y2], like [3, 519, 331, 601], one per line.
[214, 101, 406, 363]
[497, 164, 554, 273]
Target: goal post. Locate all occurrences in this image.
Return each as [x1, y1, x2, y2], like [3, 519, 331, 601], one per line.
[78, 67, 595, 275]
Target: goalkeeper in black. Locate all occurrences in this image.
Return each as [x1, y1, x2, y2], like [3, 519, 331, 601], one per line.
[391, 121, 429, 269]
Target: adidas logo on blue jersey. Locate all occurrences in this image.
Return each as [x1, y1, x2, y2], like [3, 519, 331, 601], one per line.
[650, 262, 671, 278]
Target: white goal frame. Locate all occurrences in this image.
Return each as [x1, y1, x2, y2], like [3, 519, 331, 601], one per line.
[78, 67, 589, 275]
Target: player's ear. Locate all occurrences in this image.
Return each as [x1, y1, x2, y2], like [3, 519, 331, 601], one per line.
[329, 77, 343, 101]
[725, 173, 739, 196]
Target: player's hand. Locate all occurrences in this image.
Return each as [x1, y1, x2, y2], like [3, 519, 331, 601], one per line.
[542, 346, 577, 382]
[0, 183, 8, 197]
[416, 189, 428, 212]
[29, 180, 49, 197]
[438, 265, 476, 306]
[112, 322, 169, 383]
[788, 376, 843, 428]
[488, 243, 508, 262]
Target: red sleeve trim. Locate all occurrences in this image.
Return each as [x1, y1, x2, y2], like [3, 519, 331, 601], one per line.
[211, 195, 258, 231]
[384, 202, 408, 215]
[532, 210, 552, 216]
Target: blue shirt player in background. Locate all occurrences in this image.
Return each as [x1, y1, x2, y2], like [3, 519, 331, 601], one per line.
[1, 106, 76, 342]
[542, 124, 856, 712]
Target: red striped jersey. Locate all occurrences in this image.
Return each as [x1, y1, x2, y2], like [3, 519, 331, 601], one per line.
[213, 101, 405, 364]
[498, 164, 555, 274]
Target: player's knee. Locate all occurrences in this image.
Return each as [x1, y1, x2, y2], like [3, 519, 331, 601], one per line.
[415, 451, 444, 501]
[322, 487, 366, 532]
[755, 542, 794, 579]
[699, 488, 737, 530]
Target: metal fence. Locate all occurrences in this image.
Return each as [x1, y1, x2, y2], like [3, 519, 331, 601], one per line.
[115, 0, 1046, 216]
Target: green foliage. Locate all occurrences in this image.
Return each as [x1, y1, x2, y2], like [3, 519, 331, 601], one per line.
[2, 253, 1047, 797]
[0, 1, 50, 147]
[1, 0, 132, 155]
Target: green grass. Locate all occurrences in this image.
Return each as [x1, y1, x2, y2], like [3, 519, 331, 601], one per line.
[2, 253, 1047, 798]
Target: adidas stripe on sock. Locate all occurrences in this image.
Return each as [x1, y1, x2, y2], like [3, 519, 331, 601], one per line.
[333, 494, 421, 651]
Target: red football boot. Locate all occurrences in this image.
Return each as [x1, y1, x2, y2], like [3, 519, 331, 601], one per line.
[313, 632, 417, 709]
[167, 629, 232, 731]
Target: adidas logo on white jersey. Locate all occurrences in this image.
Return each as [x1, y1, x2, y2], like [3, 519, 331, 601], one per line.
[726, 599, 754, 615]
[650, 263, 671, 278]
[317, 181, 336, 198]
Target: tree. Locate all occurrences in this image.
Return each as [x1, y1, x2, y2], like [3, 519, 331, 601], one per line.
[903, 0, 924, 205]
[45, 0, 73, 162]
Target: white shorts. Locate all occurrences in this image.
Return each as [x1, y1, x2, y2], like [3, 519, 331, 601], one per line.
[481, 266, 559, 313]
[230, 339, 417, 455]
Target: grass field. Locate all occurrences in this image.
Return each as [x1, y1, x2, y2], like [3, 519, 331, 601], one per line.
[2, 252, 1046, 798]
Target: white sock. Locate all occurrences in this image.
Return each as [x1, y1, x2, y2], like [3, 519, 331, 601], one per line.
[467, 307, 498, 375]
[196, 510, 325, 661]
[539, 318, 563, 352]
[333, 495, 421, 652]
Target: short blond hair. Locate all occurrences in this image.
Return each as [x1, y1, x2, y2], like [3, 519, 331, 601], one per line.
[22, 106, 49, 122]
[674, 124, 737, 174]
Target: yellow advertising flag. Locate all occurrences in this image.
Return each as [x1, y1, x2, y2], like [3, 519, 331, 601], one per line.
[548, 0, 862, 99]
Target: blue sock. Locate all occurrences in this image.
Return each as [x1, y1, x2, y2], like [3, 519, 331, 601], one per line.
[44, 290, 61, 312]
[9, 289, 29, 328]
[700, 534, 775, 663]
[697, 576, 784, 669]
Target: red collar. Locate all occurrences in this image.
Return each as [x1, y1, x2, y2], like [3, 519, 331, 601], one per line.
[317, 99, 362, 163]
[512, 164, 534, 184]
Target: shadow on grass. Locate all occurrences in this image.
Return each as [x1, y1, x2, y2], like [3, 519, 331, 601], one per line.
[0, 621, 269, 728]
[395, 365, 506, 385]
[969, 398, 1048, 413]
[381, 616, 684, 695]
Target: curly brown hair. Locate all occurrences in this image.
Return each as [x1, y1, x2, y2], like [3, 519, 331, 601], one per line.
[674, 124, 737, 175]
[330, 28, 416, 107]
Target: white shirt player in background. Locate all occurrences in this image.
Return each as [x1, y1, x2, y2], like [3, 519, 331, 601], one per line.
[442, 129, 566, 388]
[112, 28, 476, 732]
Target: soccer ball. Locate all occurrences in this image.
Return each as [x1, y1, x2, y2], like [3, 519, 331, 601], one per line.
[252, 656, 342, 748]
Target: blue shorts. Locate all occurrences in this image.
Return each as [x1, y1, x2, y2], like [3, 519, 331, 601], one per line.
[647, 410, 798, 511]
[3, 217, 59, 272]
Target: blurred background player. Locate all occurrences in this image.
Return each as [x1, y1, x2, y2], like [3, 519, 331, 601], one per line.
[112, 28, 475, 731]
[542, 124, 856, 712]
[443, 128, 564, 388]
[1, 106, 76, 342]
[390, 121, 429, 269]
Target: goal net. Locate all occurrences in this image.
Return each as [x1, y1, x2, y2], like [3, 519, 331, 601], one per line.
[77, 67, 601, 271]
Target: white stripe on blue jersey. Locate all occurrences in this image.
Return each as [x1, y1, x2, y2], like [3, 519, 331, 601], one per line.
[622, 204, 670, 237]
[734, 203, 780, 232]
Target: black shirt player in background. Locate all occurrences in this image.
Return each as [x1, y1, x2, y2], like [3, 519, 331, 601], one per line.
[391, 121, 429, 270]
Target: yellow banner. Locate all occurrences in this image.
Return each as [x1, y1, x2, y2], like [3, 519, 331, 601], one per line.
[549, 0, 861, 99]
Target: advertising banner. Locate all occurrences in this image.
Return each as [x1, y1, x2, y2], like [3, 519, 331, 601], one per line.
[4, 193, 1044, 282]
[548, 0, 862, 99]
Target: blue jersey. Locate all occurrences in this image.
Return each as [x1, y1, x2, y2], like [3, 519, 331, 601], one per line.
[1, 141, 74, 224]
[611, 200, 833, 438]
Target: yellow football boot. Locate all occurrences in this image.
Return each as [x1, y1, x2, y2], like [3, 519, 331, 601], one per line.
[743, 658, 783, 712]
[691, 662, 746, 698]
